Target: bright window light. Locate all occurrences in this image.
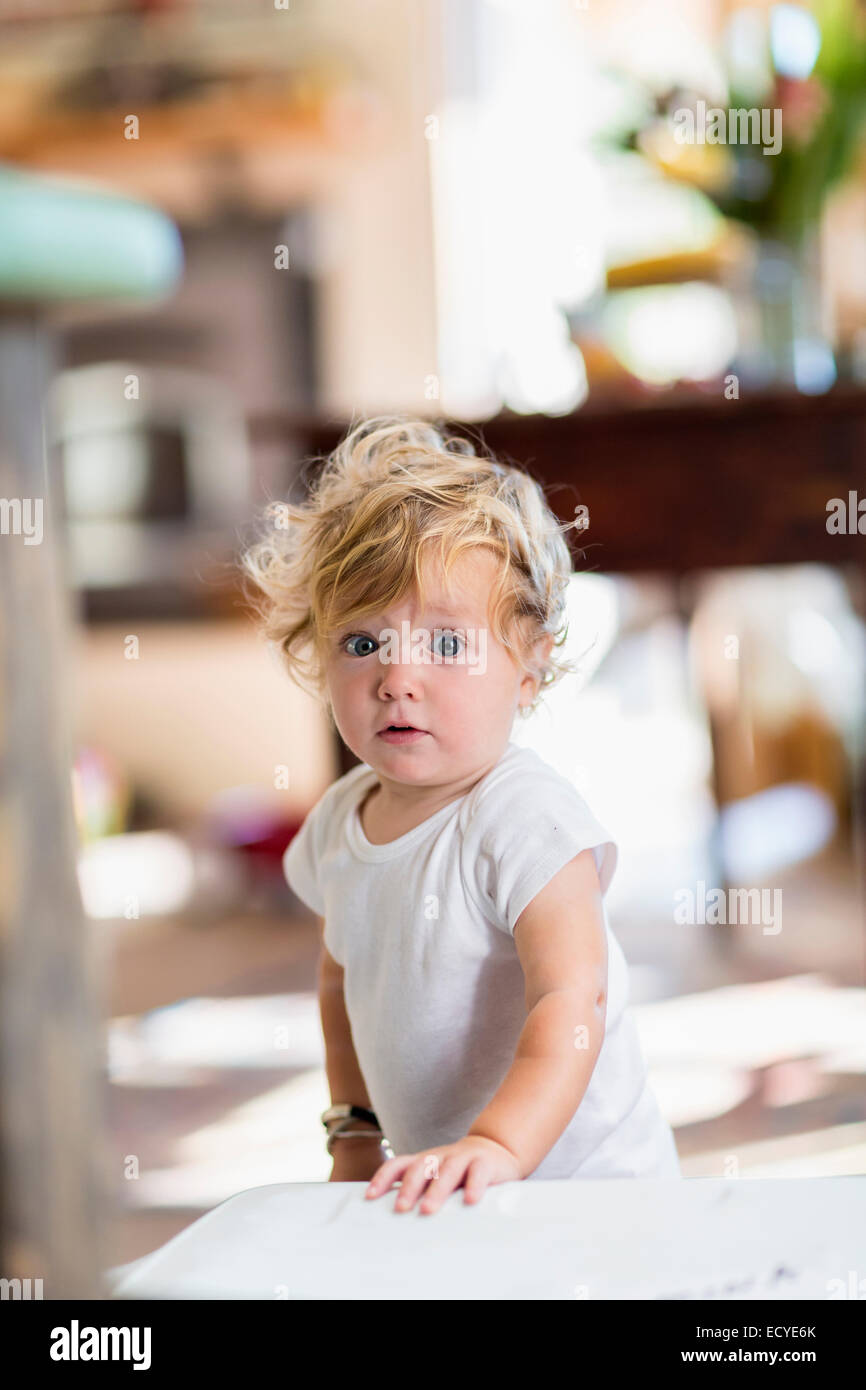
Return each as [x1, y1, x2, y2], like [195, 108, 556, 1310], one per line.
[770, 4, 822, 80]
[78, 832, 196, 918]
[603, 282, 738, 384]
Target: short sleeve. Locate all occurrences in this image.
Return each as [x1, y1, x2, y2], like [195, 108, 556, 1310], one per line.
[283, 808, 324, 916]
[461, 765, 618, 936]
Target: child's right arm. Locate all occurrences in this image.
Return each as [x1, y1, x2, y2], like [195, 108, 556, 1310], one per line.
[317, 928, 386, 1182]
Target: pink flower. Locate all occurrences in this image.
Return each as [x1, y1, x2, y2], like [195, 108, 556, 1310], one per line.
[774, 75, 829, 145]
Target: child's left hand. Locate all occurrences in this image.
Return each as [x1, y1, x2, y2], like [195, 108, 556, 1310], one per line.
[364, 1134, 521, 1214]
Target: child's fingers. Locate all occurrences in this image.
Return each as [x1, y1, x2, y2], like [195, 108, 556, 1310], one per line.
[393, 1152, 465, 1212]
[365, 1154, 413, 1198]
[393, 1154, 446, 1211]
[418, 1156, 470, 1214]
[462, 1157, 489, 1204]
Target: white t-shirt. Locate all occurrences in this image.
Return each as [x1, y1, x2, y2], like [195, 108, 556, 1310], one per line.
[284, 740, 681, 1179]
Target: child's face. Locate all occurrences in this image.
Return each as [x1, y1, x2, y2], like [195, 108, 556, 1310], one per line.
[323, 548, 548, 788]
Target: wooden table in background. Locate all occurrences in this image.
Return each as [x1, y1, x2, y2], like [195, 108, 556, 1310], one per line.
[250, 388, 866, 782]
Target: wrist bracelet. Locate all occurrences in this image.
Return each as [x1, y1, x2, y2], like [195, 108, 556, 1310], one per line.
[326, 1124, 384, 1156]
[321, 1103, 380, 1131]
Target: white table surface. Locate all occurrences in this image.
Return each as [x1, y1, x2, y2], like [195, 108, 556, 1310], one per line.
[106, 1177, 866, 1300]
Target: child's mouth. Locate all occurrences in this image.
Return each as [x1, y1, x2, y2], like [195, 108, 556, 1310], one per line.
[377, 726, 428, 745]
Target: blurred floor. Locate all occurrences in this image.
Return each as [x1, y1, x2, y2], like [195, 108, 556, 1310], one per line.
[102, 839, 864, 1269]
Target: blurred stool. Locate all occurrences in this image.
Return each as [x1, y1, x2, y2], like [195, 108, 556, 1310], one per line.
[0, 161, 182, 1297]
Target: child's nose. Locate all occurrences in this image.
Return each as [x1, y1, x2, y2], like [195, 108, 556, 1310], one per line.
[377, 657, 425, 699]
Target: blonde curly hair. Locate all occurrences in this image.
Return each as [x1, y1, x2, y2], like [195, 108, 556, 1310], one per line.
[240, 415, 582, 719]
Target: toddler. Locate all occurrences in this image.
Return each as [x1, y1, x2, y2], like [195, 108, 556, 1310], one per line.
[242, 416, 680, 1214]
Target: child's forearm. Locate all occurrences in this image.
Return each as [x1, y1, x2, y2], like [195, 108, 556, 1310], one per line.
[466, 986, 606, 1178]
[318, 956, 375, 1111]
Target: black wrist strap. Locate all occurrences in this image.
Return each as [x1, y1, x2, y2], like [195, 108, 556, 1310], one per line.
[349, 1104, 379, 1127]
[324, 1104, 379, 1130]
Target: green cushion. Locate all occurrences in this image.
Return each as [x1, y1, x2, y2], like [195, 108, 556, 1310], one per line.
[0, 163, 183, 301]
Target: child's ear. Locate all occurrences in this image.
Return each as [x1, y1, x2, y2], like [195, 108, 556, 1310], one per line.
[519, 632, 554, 705]
[532, 632, 554, 680]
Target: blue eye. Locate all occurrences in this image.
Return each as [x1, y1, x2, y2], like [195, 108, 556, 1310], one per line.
[344, 634, 378, 657]
[433, 630, 464, 659]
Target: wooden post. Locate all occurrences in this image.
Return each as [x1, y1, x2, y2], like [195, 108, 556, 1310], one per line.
[0, 311, 107, 1299]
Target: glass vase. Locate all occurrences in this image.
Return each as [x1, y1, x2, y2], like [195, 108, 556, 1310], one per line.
[737, 230, 837, 393]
